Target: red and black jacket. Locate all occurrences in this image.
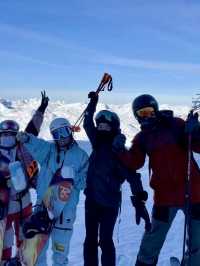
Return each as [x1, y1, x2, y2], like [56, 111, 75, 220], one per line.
[119, 112, 200, 206]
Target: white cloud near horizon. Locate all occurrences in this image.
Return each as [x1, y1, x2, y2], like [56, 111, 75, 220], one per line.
[94, 54, 200, 74]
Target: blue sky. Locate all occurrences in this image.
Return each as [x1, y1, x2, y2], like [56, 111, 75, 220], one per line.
[0, 0, 200, 105]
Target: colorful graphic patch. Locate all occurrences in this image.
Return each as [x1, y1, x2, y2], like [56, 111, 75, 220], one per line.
[58, 181, 73, 202]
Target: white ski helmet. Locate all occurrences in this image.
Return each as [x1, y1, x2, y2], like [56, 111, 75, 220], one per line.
[50, 118, 72, 136]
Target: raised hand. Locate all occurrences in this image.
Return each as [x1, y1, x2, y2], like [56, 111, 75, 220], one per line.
[38, 90, 49, 114]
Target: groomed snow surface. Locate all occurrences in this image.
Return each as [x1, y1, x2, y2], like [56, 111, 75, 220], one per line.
[0, 98, 198, 265]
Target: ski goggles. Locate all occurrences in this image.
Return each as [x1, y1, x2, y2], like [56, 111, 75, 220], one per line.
[51, 126, 71, 140]
[0, 121, 19, 133]
[95, 110, 119, 124]
[136, 107, 155, 118]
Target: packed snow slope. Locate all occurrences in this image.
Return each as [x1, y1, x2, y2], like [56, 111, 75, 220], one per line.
[0, 98, 198, 265]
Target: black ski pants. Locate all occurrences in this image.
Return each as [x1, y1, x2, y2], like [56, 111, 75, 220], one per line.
[83, 199, 119, 266]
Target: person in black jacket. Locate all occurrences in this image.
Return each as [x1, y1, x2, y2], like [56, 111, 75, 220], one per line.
[83, 92, 151, 266]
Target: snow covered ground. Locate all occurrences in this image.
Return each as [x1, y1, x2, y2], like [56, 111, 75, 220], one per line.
[0, 98, 198, 265]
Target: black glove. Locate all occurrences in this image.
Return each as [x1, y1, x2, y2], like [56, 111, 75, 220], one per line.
[185, 111, 200, 134]
[37, 90, 49, 114]
[131, 191, 151, 232]
[112, 133, 126, 153]
[88, 91, 98, 103]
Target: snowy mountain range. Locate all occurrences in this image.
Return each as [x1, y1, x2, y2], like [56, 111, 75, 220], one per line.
[0, 98, 194, 265]
[0, 98, 191, 143]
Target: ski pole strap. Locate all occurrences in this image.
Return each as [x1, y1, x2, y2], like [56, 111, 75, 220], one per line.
[96, 73, 113, 93]
[73, 73, 113, 129]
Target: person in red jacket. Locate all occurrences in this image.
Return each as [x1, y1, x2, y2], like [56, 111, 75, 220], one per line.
[113, 94, 200, 266]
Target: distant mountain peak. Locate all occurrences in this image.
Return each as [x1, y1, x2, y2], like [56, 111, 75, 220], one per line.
[0, 98, 14, 109]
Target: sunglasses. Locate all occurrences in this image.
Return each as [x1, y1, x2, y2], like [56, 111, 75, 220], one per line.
[51, 126, 71, 140]
[136, 107, 156, 118]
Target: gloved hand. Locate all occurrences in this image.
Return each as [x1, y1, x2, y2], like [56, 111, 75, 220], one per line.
[131, 191, 151, 232]
[185, 111, 200, 134]
[88, 91, 98, 103]
[16, 131, 30, 144]
[112, 133, 126, 153]
[37, 90, 49, 114]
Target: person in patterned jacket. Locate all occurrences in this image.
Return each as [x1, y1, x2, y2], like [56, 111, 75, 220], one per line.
[0, 91, 49, 265]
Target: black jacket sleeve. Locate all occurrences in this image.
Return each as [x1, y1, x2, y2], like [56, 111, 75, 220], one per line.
[83, 99, 98, 148]
[117, 162, 144, 195]
[25, 110, 44, 136]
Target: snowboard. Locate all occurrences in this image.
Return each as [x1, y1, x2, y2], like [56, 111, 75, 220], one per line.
[170, 256, 181, 266]
[19, 233, 49, 266]
[19, 172, 73, 266]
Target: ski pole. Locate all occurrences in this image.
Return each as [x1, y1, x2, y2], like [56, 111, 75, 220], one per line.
[182, 128, 192, 266]
[71, 73, 113, 131]
[182, 103, 200, 266]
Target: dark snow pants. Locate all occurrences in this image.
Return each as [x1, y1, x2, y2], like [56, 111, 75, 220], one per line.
[83, 199, 119, 266]
[136, 204, 200, 266]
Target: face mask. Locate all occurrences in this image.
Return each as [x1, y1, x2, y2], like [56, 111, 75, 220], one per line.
[139, 117, 158, 130]
[96, 130, 115, 143]
[0, 135, 16, 148]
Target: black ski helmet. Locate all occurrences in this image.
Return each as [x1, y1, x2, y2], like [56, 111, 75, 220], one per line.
[95, 110, 120, 131]
[132, 94, 159, 119]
